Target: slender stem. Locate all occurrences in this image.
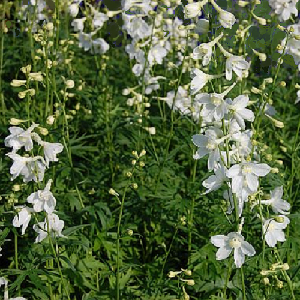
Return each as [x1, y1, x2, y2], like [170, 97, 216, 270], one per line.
[14, 232, 18, 269]
[241, 266, 246, 300]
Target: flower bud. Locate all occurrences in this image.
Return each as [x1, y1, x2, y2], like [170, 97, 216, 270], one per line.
[66, 80, 75, 89]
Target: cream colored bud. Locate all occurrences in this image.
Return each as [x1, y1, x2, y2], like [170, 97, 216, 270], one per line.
[127, 229, 133, 236]
[11, 80, 27, 87]
[271, 167, 279, 173]
[238, 0, 249, 7]
[28, 88, 35, 96]
[168, 271, 182, 278]
[181, 269, 192, 276]
[20, 65, 31, 74]
[265, 154, 272, 161]
[38, 127, 48, 136]
[139, 161, 145, 167]
[126, 172, 132, 177]
[280, 81, 286, 87]
[275, 216, 285, 223]
[12, 184, 21, 192]
[18, 91, 27, 99]
[251, 87, 262, 94]
[46, 115, 55, 125]
[132, 160, 137, 165]
[132, 183, 138, 189]
[10, 118, 27, 125]
[262, 277, 270, 285]
[277, 280, 283, 289]
[109, 188, 119, 197]
[276, 44, 284, 51]
[140, 149, 146, 157]
[132, 151, 138, 158]
[28, 72, 43, 82]
[46, 22, 54, 31]
[282, 263, 289, 270]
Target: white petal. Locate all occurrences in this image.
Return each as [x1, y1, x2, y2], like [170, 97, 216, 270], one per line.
[234, 247, 245, 268]
[251, 163, 271, 177]
[241, 241, 256, 256]
[211, 235, 227, 247]
[216, 246, 232, 260]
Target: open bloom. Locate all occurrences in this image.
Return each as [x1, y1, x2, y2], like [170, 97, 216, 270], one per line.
[33, 213, 65, 243]
[202, 163, 227, 194]
[261, 186, 290, 214]
[27, 180, 56, 213]
[211, 232, 256, 268]
[184, 2, 203, 18]
[227, 162, 271, 194]
[227, 94, 254, 129]
[190, 69, 223, 95]
[218, 9, 236, 29]
[5, 124, 39, 152]
[39, 141, 63, 167]
[263, 216, 290, 247]
[13, 206, 33, 235]
[192, 127, 223, 170]
[226, 56, 250, 81]
[7, 153, 47, 182]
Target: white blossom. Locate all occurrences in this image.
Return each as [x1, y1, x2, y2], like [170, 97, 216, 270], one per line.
[27, 180, 56, 213]
[6, 153, 47, 182]
[226, 56, 250, 81]
[263, 216, 290, 247]
[202, 164, 227, 194]
[13, 206, 33, 235]
[261, 186, 290, 214]
[211, 232, 256, 268]
[5, 124, 39, 152]
[33, 213, 65, 243]
[227, 162, 271, 195]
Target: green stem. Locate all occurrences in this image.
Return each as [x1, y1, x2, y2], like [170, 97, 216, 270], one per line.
[241, 266, 246, 300]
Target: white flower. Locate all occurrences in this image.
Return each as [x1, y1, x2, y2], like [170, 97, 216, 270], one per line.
[148, 44, 167, 65]
[202, 164, 227, 194]
[68, 4, 79, 17]
[261, 186, 290, 214]
[27, 180, 56, 213]
[93, 10, 109, 29]
[40, 141, 64, 167]
[7, 153, 47, 182]
[226, 56, 250, 81]
[211, 232, 256, 268]
[192, 127, 223, 170]
[263, 215, 290, 247]
[33, 213, 65, 243]
[193, 43, 213, 66]
[71, 18, 86, 32]
[269, 0, 298, 21]
[78, 32, 92, 51]
[5, 124, 39, 152]
[184, 2, 203, 19]
[92, 38, 110, 54]
[13, 206, 33, 235]
[227, 95, 254, 129]
[218, 9, 236, 29]
[227, 162, 271, 194]
[190, 69, 223, 95]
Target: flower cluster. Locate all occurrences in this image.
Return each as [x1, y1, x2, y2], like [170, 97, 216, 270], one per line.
[180, 1, 291, 268]
[68, 1, 110, 54]
[5, 123, 65, 243]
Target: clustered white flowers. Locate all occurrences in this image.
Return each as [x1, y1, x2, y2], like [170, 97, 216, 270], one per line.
[5, 123, 65, 243]
[178, 1, 291, 269]
[68, 0, 110, 54]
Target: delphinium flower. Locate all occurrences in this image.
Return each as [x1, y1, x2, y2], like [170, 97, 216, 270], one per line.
[211, 232, 256, 268]
[27, 179, 56, 213]
[192, 127, 224, 170]
[192, 32, 224, 66]
[210, 0, 236, 29]
[33, 213, 65, 243]
[263, 216, 290, 247]
[278, 23, 300, 71]
[261, 186, 290, 214]
[6, 123, 65, 243]
[268, 0, 298, 21]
